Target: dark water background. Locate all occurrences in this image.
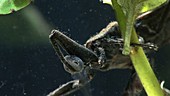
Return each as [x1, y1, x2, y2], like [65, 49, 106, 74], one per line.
[0, 0, 170, 96]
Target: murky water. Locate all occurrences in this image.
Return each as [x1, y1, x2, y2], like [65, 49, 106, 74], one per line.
[0, 0, 170, 96]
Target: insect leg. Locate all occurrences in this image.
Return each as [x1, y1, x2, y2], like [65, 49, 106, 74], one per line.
[49, 31, 77, 73]
[131, 42, 158, 51]
[47, 55, 94, 96]
[160, 81, 170, 96]
[47, 80, 83, 96]
[107, 36, 158, 51]
[49, 30, 98, 63]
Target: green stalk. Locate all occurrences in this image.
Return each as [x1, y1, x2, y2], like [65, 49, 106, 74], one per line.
[111, 0, 126, 39]
[110, 0, 164, 95]
[130, 28, 164, 96]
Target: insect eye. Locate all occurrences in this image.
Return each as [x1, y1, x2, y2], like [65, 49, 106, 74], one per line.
[73, 61, 79, 65]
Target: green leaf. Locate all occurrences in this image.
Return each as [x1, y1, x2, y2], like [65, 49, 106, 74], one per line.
[118, 0, 146, 55]
[141, 0, 167, 12]
[102, 0, 112, 5]
[103, 0, 167, 15]
[107, 0, 146, 55]
[0, 0, 32, 15]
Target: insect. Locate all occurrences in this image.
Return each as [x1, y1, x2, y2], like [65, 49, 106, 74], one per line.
[48, 1, 170, 96]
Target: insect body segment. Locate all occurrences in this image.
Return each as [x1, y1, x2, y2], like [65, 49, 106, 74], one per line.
[85, 22, 133, 71]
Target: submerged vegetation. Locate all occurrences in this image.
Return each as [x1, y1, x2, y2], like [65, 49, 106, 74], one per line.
[0, 0, 32, 15]
[103, 0, 168, 96]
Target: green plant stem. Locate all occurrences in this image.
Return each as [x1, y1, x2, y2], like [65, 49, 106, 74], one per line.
[111, 0, 126, 38]
[130, 28, 164, 96]
[110, 0, 164, 95]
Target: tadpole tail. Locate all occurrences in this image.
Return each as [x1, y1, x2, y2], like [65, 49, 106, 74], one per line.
[49, 30, 98, 63]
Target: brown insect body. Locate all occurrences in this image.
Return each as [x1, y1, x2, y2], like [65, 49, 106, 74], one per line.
[85, 22, 132, 71]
